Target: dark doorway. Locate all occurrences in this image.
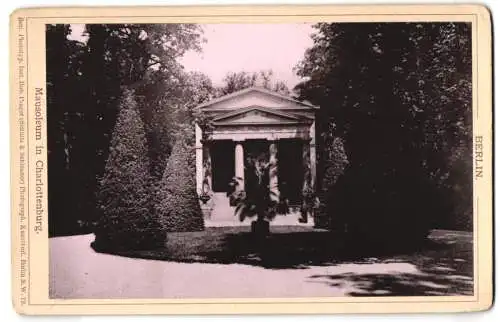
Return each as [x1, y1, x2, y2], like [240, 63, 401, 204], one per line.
[211, 140, 235, 192]
[278, 139, 304, 205]
[244, 140, 270, 194]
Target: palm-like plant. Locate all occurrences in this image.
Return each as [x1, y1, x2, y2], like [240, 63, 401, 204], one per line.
[228, 153, 289, 236]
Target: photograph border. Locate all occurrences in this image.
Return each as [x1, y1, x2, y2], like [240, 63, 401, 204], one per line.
[10, 4, 493, 315]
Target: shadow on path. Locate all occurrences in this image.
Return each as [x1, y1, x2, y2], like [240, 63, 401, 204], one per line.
[200, 229, 340, 269]
[106, 227, 473, 296]
[308, 231, 473, 296]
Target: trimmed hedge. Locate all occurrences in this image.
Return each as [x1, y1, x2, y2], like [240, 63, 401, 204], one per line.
[155, 134, 204, 232]
[92, 226, 165, 252]
[93, 88, 166, 251]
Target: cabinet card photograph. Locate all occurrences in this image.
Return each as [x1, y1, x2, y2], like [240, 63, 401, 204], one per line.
[10, 4, 493, 315]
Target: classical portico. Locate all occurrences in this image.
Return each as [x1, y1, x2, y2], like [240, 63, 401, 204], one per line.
[195, 87, 317, 221]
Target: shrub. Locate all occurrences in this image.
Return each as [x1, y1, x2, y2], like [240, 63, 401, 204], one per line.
[315, 136, 348, 229]
[92, 88, 166, 251]
[327, 162, 435, 251]
[155, 132, 204, 232]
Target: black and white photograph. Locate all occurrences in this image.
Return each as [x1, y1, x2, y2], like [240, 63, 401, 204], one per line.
[43, 20, 479, 300]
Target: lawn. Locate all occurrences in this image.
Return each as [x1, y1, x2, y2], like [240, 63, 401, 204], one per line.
[100, 226, 473, 296]
[115, 225, 335, 268]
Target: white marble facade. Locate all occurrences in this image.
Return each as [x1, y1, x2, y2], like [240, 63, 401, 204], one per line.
[195, 87, 317, 203]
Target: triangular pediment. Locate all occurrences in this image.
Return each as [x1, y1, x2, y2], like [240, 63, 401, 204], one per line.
[213, 106, 303, 125]
[196, 87, 317, 111]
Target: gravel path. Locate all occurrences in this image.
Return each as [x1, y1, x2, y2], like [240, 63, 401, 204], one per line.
[50, 234, 343, 299]
[49, 233, 471, 299]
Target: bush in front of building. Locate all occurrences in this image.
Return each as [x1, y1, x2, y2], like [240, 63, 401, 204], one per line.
[92, 88, 166, 252]
[314, 136, 348, 229]
[155, 131, 205, 232]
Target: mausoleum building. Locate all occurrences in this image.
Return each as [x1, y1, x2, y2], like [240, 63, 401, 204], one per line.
[195, 87, 318, 221]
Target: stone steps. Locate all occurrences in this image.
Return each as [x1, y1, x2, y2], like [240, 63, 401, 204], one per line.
[204, 193, 314, 227]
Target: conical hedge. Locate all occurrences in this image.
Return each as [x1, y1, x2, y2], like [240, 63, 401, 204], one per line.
[92, 88, 165, 251]
[155, 133, 204, 232]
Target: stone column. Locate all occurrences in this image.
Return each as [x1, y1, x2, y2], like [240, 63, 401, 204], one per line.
[269, 140, 280, 203]
[195, 123, 203, 195]
[309, 121, 317, 190]
[201, 142, 212, 195]
[199, 141, 213, 219]
[234, 141, 245, 191]
[300, 139, 312, 223]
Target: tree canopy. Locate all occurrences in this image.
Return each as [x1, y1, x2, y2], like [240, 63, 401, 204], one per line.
[295, 23, 472, 244]
[47, 22, 472, 244]
[46, 24, 205, 235]
[218, 70, 290, 96]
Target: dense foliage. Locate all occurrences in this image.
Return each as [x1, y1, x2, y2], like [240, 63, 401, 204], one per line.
[295, 23, 472, 245]
[217, 70, 290, 96]
[93, 89, 165, 251]
[46, 23, 294, 238]
[228, 153, 288, 222]
[46, 25, 90, 236]
[155, 132, 205, 232]
[314, 135, 348, 229]
[47, 22, 472, 250]
[46, 24, 204, 236]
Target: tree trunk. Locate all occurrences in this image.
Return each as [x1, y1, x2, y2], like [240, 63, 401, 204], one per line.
[251, 215, 270, 237]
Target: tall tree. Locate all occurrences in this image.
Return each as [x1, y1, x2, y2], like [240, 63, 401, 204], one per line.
[218, 70, 291, 96]
[46, 24, 90, 236]
[46, 23, 205, 235]
[138, 70, 217, 179]
[295, 23, 472, 248]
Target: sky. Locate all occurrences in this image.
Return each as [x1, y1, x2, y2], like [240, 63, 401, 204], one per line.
[180, 24, 315, 88]
[69, 23, 315, 89]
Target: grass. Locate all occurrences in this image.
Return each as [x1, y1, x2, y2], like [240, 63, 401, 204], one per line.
[106, 226, 471, 268]
[114, 226, 327, 267]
